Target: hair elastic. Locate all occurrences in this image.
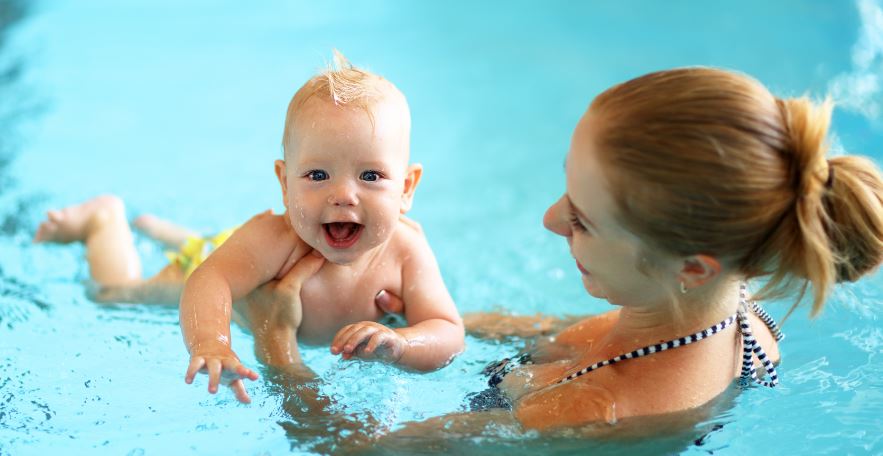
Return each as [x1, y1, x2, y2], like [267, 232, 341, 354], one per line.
[825, 163, 835, 189]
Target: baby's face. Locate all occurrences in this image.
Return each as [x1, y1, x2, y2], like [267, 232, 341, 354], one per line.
[278, 97, 414, 264]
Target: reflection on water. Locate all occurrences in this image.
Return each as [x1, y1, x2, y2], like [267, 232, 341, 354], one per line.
[265, 360, 740, 455]
[0, 0, 28, 171]
[0, 0, 42, 236]
[358, 386, 739, 456]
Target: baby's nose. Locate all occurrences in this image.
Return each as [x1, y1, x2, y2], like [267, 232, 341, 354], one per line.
[328, 182, 359, 206]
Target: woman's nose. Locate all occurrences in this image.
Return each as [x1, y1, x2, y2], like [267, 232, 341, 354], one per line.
[328, 181, 359, 206]
[543, 195, 572, 237]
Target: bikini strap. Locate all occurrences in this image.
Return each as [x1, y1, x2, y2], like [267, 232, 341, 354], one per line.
[557, 313, 738, 385]
[748, 301, 785, 342]
[738, 283, 780, 388]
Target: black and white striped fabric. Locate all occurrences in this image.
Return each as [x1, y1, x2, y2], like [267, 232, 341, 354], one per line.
[738, 282, 780, 387]
[556, 282, 782, 388]
[749, 301, 784, 342]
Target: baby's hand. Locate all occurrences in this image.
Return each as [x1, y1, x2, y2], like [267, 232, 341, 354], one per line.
[185, 344, 259, 404]
[330, 322, 407, 363]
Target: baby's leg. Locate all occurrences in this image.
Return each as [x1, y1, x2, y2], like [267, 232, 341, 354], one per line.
[34, 195, 141, 286]
[133, 214, 199, 250]
[92, 263, 185, 304]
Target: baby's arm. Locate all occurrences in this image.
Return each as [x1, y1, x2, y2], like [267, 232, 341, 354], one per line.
[396, 242, 464, 370]
[180, 211, 309, 402]
[333, 233, 464, 371]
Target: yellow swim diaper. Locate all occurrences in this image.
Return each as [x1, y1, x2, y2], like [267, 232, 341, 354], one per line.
[165, 227, 237, 278]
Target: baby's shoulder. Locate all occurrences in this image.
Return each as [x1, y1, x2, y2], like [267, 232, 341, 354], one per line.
[389, 216, 434, 260]
[241, 210, 289, 231]
[238, 210, 299, 245]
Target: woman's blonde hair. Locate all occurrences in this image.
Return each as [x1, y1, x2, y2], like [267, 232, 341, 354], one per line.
[591, 68, 883, 317]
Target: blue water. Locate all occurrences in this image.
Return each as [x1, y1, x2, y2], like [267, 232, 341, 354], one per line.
[2, 0, 882, 454]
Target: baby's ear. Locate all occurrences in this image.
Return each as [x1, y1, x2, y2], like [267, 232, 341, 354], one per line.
[274, 160, 290, 207]
[400, 164, 423, 213]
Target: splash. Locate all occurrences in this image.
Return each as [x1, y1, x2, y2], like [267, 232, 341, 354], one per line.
[828, 0, 883, 123]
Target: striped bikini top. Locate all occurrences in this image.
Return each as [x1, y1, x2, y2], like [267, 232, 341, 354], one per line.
[558, 282, 785, 387]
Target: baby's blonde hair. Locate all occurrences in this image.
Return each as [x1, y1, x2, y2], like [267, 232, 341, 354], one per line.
[591, 68, 883, 318]
[281, 50, 400, 156]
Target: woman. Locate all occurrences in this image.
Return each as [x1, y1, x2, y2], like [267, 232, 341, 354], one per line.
[246, 67, 883, 431]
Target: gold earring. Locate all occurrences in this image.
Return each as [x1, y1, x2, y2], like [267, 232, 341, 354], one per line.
[679, 281, 688, 294]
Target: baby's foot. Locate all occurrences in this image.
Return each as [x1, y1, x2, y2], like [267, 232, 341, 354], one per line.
[33, 195, 125, 244]
[133, 214, 198, 249]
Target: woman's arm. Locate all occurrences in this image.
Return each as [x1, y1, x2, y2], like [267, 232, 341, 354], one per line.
[463, 312, 584, 340]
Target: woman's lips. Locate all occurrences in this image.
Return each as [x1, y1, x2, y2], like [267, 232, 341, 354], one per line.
[576, 260, 590, 275]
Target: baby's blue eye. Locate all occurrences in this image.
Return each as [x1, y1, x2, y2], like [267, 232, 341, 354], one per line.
[306, 170, 328, 181]
[360, 170, 381, 182]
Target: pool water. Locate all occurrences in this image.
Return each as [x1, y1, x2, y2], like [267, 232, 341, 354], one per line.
[2, 0, 882, 454]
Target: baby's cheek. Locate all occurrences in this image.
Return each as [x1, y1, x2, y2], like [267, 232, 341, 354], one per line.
[373, 213, 399, 241]
[288, 201, 312, 230]
[287, 207, 321, 248]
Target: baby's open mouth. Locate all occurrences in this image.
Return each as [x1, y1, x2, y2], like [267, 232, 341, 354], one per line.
[323, 222, 364, 249]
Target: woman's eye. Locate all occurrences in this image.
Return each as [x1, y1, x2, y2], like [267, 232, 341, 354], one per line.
[306, 170, 328, 181]
[360, 170, 381, 182]
[569, 216, 587, 233]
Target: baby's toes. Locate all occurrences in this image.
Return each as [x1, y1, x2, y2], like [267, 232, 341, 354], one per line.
[33, 220, 58, 243]
[46, 209, 64, 223]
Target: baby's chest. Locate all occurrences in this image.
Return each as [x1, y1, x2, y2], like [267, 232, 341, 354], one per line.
[297, 266, 403, 344]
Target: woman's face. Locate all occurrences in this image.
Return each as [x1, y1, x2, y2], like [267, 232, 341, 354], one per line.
[543, 112, 674, 308]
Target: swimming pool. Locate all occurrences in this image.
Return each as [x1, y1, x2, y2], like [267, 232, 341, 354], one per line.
[2, 0, 882, 454]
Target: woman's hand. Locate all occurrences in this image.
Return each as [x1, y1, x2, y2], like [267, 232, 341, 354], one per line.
[187, 250, 324, 404]
[236, 250, 325, 368]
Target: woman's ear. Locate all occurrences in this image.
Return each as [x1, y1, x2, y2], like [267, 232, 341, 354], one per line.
[678, 254, 722, 292]
[400, 164, 423, 213]
[275, 160, 289, 207]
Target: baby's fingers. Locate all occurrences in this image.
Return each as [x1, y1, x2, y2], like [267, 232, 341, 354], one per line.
[229, 379, 252, 404]
[364, 332, 404, 361]
[206, 358, 223, 394]
[185, 356, 206, 384]
[221, 360, 259, 382]
[342, 326, 380, 357]
[331, 324, 360, 354]
[362, 331, 392, 357]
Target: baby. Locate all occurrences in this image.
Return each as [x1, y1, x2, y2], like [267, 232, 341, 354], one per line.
[34, 52, 465, 404]
[179, 52, 464, 402]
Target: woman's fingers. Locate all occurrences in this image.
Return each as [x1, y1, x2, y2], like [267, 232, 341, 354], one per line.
[277, 250, 325, 293]
[375, 289, 404, 315]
